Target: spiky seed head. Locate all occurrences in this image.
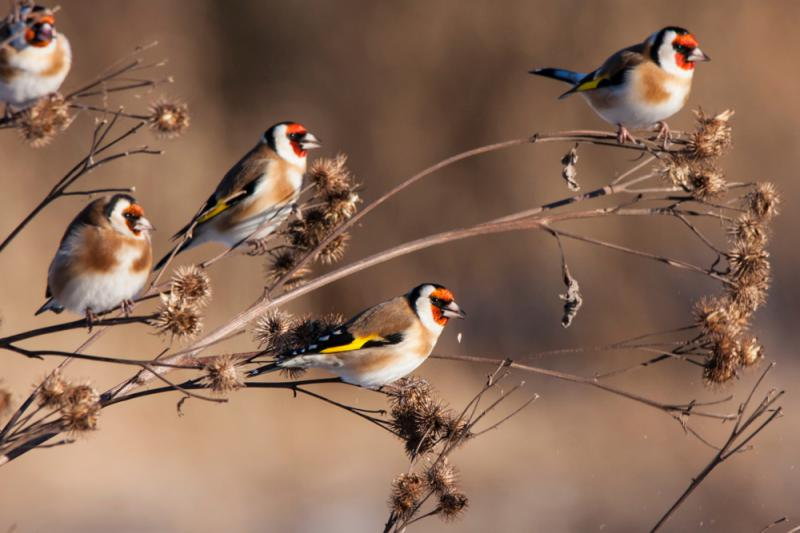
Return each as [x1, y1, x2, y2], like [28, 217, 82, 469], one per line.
[729, 213, 768, 248]
[254, 309, 293, 350]
[739, 336, 764, 367]
[726, 279, 769, 318]
[265, 249, 309, 288]
[309, 154, 352, 195]
[689, 166, 727, 200]
[426, 458, 458, 496]
[662, 154, 692, 189]
[438, 490, 469, 522]
[693, 296, 743, 341]
[38, 369, 68, 408]
[745, 182, 780, 221]
[204, 354, 244, 394]
[151, 293, 203, 340]
[318, 233, 350, 264]
[17, 93, 72, 148]
[688, 109, 733, 159]
[389, 473, 427, 519]
[727, 240, 770, 286]
[170, 265, 211, 305]
[60, 384, 101, 433]
[703, 350, 738, 385]
[148, 98, 190, 138]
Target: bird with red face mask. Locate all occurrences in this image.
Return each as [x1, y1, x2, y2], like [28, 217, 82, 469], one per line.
[248, 283, 466, 388]
[154, 121, 322, 270]
[36, 195, 155, 326]
[0, 3, 71, 108]
[531, 26, 710, 144]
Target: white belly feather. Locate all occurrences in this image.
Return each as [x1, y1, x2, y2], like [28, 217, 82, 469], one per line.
[50, 244, 149, 314]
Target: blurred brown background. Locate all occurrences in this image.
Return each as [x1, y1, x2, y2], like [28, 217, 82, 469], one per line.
[1, 1, 799, 531]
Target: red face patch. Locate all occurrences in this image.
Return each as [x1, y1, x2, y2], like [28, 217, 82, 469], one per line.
[674, 34, 699, 49]
[286, 123, 308, 157]
[673, 34, 699, 70]
[431, 288, 455, 302]
[430, 288, 455, 325]
[123, 204, 145, 234]
[25, 15, 56, 47]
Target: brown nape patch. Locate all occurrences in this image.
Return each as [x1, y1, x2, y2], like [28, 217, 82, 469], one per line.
[638, 63, 670, 104]
[40, 38, 67, 77]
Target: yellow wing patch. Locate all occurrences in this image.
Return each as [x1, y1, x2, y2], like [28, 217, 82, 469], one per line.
[196, 201, 230, 224]
[574, 77, 604, 92]
[320, 334, 383, 354]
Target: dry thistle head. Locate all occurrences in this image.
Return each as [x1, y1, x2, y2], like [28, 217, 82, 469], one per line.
[438, 490, 469, 522]
[203, 354, 244, 394]
[386, 377, 453, 456]
[151, 293, 203, 340]
[692, 296, 744, 341]
[60, 384, 101, 433]
[17, 93, 72, 148]
[662, 156, 726, 199]
[265, 249, 309, 288]
[253, 309, 293, 351]
[745, 182, 780, 221]
[389, 473, 427, 520]
[170, 265, 211, 305]
[726, 278, 769, 318]
[739, 335, 764, 367]
[688, 108, 733, 159]
[284, 314, 344, 352]
[309, 153, 352, 196]
[727, 239, 770, 286]
[688, 165, 727, 200]
[148, 98, 190, 138]
[318, 233, 350, 264]
[37, 369, 68, 408]
[729, 213, 768, 248]
[426, 458, 458, 496]
[703, 351, 738, 385]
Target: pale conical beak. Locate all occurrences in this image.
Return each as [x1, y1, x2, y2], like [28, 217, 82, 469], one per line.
[442, 301, 466, 319]
[300, 132, 322, 150]
[688, 48, 710, 62]
[134, 216, 155, 233]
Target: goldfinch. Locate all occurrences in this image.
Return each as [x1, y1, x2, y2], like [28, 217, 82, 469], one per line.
[531, 26, 710, 143]
[0, 3, 71, 108]
[154, 121, 321, 270]
[35, 194, 154, 325]
[248, 283, 466, 388]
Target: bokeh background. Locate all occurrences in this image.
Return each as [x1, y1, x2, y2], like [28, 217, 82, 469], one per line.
[1, 1, 799, 531]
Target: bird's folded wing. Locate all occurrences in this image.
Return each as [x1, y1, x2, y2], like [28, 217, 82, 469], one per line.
[170, 157, 267, 240]
[289, 298, 413, 356]
[571, 46, 645, 94]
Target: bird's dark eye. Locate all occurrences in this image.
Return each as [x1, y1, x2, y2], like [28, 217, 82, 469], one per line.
[288, 132, 304, 142]
[431, 297, 451, 308]
[675, 44, 691, 54]
[123, 212, 136, 220]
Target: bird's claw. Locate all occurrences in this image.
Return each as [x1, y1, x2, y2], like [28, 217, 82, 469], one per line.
[655, 121, 671, 149]
[616, 125, 636, 145]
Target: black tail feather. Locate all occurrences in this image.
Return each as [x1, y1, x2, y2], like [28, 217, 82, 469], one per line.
[246, 362, 280, 378]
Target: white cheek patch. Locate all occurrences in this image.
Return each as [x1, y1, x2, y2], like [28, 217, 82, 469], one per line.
[271, 125, 307, 169]
[416, 295, 444, 334]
